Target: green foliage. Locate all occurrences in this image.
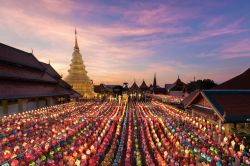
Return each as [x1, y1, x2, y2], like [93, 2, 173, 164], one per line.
[187, 79, 217, 93]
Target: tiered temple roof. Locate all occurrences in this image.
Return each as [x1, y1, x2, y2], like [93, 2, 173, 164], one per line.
[150, 73, 166, 94]
[184, 68, 250, 123]
[0, 43, 44, 70]
[140, 80, 149, 91]
[185, 90, 250, 123]
[0, 42, 80, 100]
[130, 82, 140, 92]
[170, 76, 186, 91]
[40, 62, 61, 80]
[213, 68, 250, 90]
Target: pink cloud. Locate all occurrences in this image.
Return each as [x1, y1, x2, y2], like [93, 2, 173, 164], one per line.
[0, 2, 162, 85]
[202, 16, 225, 28]
[220, 39, 250, 59]
[182, 19, 246, 42]
[38, 0, 77, 15]
[1, 1, 247, 86]
[222, 54, 250, 59]
[223, 39, 250, 52]
[122, 4, 198, 26]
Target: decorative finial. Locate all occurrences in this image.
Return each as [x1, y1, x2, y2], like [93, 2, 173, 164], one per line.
[49, 59, 50, 64]
[31, 48, 33, 54]
[153, 72, 157, 87]
[178, 75, 180, 79]
[74, 27, 79, 50]
[194, 76, 196, 82]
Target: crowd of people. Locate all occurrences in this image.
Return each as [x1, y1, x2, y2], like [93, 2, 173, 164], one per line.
[0, 101, 249, 165]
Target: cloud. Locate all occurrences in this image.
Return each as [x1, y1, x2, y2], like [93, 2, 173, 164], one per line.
[7, 1, 181, 86]
[0, 1, 158, 85]
[1, 0, 249, 86]
[182, 19, 246, 42]
[122, 3, 198, 27]
[195, 52, 218, 58]
[191, 38, 250, 60]
[202, 16, 225, 28]
[220, 39, 250, 59]
[39, 0, 77, 14]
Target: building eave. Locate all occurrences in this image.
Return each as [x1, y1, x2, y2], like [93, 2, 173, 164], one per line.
[184, 91, 200, 109]
[200, 91, 224, 122]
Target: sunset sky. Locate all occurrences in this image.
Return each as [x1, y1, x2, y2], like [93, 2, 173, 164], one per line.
[1, 0, 250, 86]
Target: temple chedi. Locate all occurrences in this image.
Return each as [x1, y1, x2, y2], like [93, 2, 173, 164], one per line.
[65, 29, 94, 98]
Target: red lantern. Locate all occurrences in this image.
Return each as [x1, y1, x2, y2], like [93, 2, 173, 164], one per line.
[3, 150, 11, 160]
[25, 152, 35, 161]
[10, 159, 19, 166]
[235, 137, 239, 143]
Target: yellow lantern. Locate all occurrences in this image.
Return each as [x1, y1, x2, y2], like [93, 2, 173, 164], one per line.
[240, 144, 245, 151]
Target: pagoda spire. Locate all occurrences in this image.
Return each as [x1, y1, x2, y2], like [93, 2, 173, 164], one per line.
[153, 72, 157, 87]
[74, 27, 79, 50]
[65, 29, 94, 98]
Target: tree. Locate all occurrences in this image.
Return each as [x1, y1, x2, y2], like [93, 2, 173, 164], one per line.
[202, 79, 217, 89]
[187, 79, 217, 93]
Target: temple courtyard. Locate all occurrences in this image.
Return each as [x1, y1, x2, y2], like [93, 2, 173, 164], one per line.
[0, 100, 249, 165]
[1, 1, 250, 165]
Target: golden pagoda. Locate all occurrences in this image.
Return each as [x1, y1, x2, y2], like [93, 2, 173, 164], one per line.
[65, 29, 94, 98]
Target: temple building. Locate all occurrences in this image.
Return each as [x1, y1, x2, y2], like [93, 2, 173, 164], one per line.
[129, 81, 141, 101]
[153, 73, 157, 88]
[0, 43, 80, 116]
[140, 80, 149, 92]
[165, 76, 186, 92]
[151, 73, 167, 94]
[65, 29, 94, 98]
[183, 68, 250, 135]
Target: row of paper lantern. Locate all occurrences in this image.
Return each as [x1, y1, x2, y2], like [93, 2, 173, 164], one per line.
[148, 102, 249, 164]
[1, 101, 249, 165]
[0, 101, 115, 165]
